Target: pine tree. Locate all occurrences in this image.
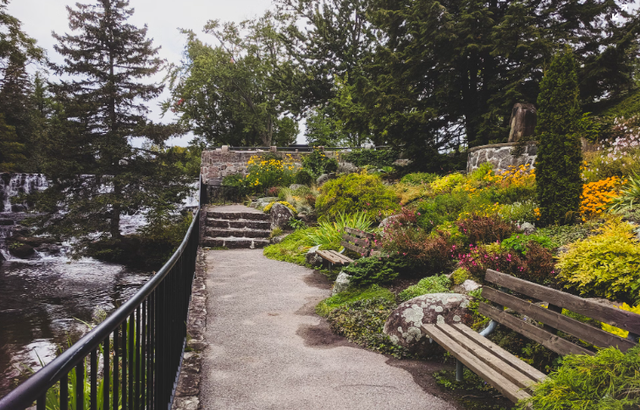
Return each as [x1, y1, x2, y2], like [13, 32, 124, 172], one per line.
[36, 0, 189, 242]
[535, 46, 583, 226]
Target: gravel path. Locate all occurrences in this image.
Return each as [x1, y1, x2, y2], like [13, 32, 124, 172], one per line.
[199, 249, 458, 410]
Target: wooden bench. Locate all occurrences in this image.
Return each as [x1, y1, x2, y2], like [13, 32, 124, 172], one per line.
[316, 227, 377, 270]
[423, 269, 640, 403]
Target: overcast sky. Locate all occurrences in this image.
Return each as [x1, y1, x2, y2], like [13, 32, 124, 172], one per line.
[7, 0, 285, 146]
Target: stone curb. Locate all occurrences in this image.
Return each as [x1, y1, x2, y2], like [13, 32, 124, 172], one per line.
[172, 248, 208, 410]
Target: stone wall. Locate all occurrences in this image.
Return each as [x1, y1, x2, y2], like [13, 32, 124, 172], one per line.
[200, 147, 305, 185]
[466, 142, 537, 174]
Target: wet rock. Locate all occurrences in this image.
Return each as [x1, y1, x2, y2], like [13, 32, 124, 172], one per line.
[384, 293, 473, 355]
[10, 204, 27, 213]
[332, 271, 352, 296]
[0, 219, 14, 226]
[9, 244, 35, 259]
[316, 173, 336, 186]
[14, 236, 56, 247]
[305, 245, 323, 266]
[270, 202, 295, 230]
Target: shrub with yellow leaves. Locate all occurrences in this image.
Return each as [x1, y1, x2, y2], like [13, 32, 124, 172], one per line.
[601, 302, 640, 338]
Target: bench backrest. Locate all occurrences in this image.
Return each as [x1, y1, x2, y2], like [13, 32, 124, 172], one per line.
[480, 269, 640, 356]
[340, 227, 376, 257]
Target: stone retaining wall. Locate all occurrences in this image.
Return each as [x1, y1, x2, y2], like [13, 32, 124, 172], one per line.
[466, 142, 537, 174]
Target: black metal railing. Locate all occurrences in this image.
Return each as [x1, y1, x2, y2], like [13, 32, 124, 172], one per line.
[208, 145, 391, 152]
[0, 194, 202, 409]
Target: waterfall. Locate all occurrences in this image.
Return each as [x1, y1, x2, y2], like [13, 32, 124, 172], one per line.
[0, 173, 49, 213]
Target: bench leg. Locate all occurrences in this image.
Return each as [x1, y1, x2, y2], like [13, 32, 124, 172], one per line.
[455, 359, 464, 382]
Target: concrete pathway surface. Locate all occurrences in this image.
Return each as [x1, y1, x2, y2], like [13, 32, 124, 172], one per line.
[199, 249, 457, 410]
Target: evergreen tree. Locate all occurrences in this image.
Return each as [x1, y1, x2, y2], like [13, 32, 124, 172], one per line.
[535, 46, 583, 226]
[35, 0, 189, 243]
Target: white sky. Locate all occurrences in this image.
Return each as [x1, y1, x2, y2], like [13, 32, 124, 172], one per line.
[7, 0, 302, 146]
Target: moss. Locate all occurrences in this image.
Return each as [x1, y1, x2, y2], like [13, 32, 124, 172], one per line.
[398, 274, 451, 302]
[263, 228, 314, 265]
[315, 285, 396, 317]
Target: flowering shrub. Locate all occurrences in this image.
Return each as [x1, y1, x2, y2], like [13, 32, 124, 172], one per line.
[607, 116, 640, 160]
[263, 200, 297, 215]
[580, 176, 623, 220]
[455, 242, 556, 285]
[456, 214, 517, 246]
[245, 154, 297, 192]
[315, 172, 400, 221]
[557, 219, 640, 300]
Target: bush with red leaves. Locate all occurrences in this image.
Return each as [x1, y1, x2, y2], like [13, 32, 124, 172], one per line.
[456, 214, 517, 246]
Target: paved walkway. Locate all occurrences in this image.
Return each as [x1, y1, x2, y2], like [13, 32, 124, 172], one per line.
[199, 249, 457, 410]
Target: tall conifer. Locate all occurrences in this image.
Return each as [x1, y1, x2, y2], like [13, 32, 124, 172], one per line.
[535, 46, 583, 226]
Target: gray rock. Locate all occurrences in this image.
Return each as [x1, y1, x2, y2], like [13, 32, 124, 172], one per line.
[316, 173, 336, 186]
[379, 214, 402, 229]
[453, 280, 482, 294]
[9, 244, 35, 259]
[519, 222, 536, 234]
[270, 233, 289, 244]
[288, 184, 306, 191]
[256, 197, 279, 207]
[384, 293, 473, 355]
[393, 159, 412, 167]
[270, 202, 295, 230]
[332, 271, 352, 295]
[337, 161, 359, 174]
[305, 245, 323, 266]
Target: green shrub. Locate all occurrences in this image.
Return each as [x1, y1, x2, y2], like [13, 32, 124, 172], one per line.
[400, 172, 438, 185]
[302, 149, 338, 177]
[451, 268, 470, 285]
[536, 222, 598, 248]
[583, 148, 640, 183]
[263, 228, 315, 265]
[305, 211, 373, 251]
[295, 168, 314, 185]
[518, 345, 640, 410]
[468, 162, 494, 181]
[610, 172, 640, 213]
[557, 219, 640, 300]
[221, 174, 250, 197]
[341, 149, 399, 168]
[430, 173, 465, 195]
[315, 172, 400, 221]
[315, 285, 396, 317]
[416, 192, 468, 232]
[326, 297, 408, 356]
[501, 233, 554, 256]
[498, 200, 539, 224]
[536, 46, 583, 226]
[398, 274, 451, 302]
[342, 256, 399, 287]
[244, 154, 297, 193]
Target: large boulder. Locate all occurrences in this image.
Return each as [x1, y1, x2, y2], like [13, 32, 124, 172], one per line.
[337, 161, 358, 174]
[384, 293, 473, 356]
[332, 271, 352, 296]
[305, 245, 323, 266]
[378, 214, 402, 229]
[316, 173, 336, 187]
[9, 244, 35, 259]
[270, 202, 295, 230]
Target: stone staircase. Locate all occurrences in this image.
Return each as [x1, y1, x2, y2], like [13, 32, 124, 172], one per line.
[202, 206, 271, 249]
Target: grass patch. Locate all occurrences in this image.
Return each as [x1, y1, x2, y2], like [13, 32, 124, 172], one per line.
[398, 274, 451, 302]
[315, 285, 396, 317]
[263, 228, 315, 265]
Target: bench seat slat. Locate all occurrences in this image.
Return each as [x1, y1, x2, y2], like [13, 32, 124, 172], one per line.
[479, 303, 594, 357]
[483, 287, 635, 351]
[341, 241, 368, 256]
[435, 323, 541, 391]
[423, 324, 532, 403]
[485, 269, 640, 334]
[452, 324, 547, 382]
[316, 250, 353, 265]
[345, 227, 374, 239]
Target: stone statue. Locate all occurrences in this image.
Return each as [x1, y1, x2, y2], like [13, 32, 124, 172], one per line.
[508, 103, 537, 142]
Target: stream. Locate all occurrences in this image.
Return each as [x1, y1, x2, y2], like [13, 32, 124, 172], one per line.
[0, 173, 196, 398]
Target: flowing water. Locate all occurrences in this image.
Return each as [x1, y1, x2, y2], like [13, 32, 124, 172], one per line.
[0, 173, 195, 398]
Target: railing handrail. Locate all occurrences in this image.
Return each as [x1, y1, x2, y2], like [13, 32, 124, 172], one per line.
[0, 191, 201, 409]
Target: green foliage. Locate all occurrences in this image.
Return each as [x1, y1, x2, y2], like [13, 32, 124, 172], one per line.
[244, 154, 297, 193]
[315, 172, 400, 221]
[416, 192, 468, 232]
[294, 168, 314, 185]
[163, 145, 202, 178]
[430, 173, 465, 195]
[263, 228, 315, 265]
[398, 274, 451, 302]
[557, 219, 640, 300]
[301, 149, 338, 177]
[342, 256, 399, 288]
[451, 268, 470, 285]
[315, 284, 396, 317]
[583, 149, 640, 183]
[326, 297, 408, 357]
[518, 345, 640, 410]
[341, 149, 399, 168]
[601, 89, 640, 120]
[400, 172, 438, 186]
[221, 174, 251, 197]
[610, 172, 640, 213]
[270, 227, 283, 238]
[304, 211, 373, 250]
[536, 46, 583, 226]
[536, 223, 598, 248]
[0, 113, 25, 171]
[501, 233, 554, 256]
[498, 200, 540, 224]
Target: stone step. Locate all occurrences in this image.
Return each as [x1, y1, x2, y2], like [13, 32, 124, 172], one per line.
[207, 211, 269, 221]
[201, 237, 270, 249]
[205, 227, 271, 238]
[207, 218, 271, 230]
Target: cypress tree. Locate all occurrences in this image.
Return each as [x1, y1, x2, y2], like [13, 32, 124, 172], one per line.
[535, 46, 583, 226]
